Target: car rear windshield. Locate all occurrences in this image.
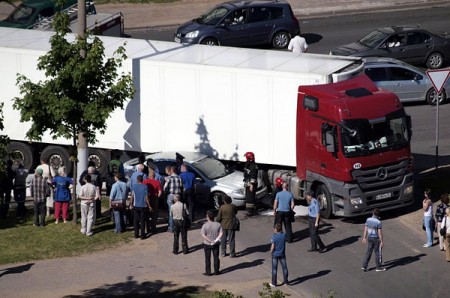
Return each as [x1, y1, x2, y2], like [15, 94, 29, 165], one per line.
[359, 30, 389, 48]
[197, 6, 230, 25]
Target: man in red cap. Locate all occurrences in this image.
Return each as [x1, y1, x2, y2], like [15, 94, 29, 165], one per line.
[243, 152, 258, 216]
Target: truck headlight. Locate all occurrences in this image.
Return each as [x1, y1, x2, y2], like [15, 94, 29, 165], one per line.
[350, 197, 363, 205]
[186, 31, 199, 38]
[404, 185, 413, 195]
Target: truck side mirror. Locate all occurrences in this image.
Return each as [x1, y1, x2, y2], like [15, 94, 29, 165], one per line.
[325, 131, 336, 153]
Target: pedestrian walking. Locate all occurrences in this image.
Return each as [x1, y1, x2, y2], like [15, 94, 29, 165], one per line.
[361, 208, 386, 271]
[170, 194, 189, 254]
[217, 195, 238, 257]
[270, 223, 289, 288]
[288, 35, 308, 53]
[273, 182, 295, 243]
[201, 210, 223, 276]
[423, 188, 434, 248]
[306, 190, 326, 253]
[30, 168, 50, 227]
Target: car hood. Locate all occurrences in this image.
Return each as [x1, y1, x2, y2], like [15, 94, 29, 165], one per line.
[176, 20, 212, 34]
[213, 170, 245, 189]
[332, 42, 371, 56]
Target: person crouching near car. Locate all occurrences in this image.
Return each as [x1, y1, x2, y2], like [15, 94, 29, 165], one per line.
[170, 194, 189, 254]
[217, 195, 238, 257]
[110, 173, 128, 234]
[273, 182, 295, 243]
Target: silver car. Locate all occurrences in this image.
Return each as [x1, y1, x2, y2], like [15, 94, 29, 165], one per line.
[363, 57, 449, 105]
[124, 151, 267, 209]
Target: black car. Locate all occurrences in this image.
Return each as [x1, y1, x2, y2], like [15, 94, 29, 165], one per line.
[330, 25, 450, 69]
[174, 0, 300, 49]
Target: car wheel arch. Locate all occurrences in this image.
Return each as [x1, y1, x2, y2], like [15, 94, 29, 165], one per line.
[199, 37, 220, 46]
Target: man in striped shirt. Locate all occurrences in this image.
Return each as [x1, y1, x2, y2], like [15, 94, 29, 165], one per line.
[164, 166, 184, 232]
[30, 168, 50, 227]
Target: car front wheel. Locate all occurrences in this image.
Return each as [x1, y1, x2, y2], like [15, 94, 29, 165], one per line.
[201, 38, 219, 46]
[426, 88, 446, 105]
[272, 31, 290, 49]
[426, 52, 444, 69]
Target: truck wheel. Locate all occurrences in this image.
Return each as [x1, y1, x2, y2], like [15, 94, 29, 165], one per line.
[426, 88, 446, 106]
[89, 149, 110, 179]
[317, 184, 333, 219]
[40, 146, 71, 176]
[426, 52, 443, 69]
[7, 142, 35, 170]
[272, 31, 290, 49]
[212, 191, 225, 210]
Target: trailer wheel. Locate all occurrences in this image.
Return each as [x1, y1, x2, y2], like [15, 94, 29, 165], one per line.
[7, 142, 35, 170]
[317, 184, 333, 219]
[89, 149, 110, 179]
[212, 191, 225, 210]
[40, 146, 71, 176]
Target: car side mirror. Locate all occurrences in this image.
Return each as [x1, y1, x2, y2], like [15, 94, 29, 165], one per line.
[414, 74, 422, 81]
[195, 177, 204, 184]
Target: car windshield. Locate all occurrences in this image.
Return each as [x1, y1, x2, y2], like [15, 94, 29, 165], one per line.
[196, 6, 229, 25]
[342, 111, 410, 157]
[192, 156, 229, 180]
[7, 4, 34, 24]
[359, 30, 388, 48]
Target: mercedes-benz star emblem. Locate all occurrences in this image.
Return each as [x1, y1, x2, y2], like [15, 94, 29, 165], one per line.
[376, 168, 388, 180]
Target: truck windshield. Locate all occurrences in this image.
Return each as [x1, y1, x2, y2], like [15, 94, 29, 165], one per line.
[196, 6, 229, 25]
[192, 156, 229, 180]
[342, 111, 410, 157]
[6, 4, 34, 24]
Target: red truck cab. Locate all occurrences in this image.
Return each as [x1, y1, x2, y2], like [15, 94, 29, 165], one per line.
[296, 74, 414, 218]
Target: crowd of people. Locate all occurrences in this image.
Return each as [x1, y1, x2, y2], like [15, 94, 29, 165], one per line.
[1, 151, 450, 288]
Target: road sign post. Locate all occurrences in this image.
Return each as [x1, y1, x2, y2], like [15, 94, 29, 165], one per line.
[426, 70, 450, 171]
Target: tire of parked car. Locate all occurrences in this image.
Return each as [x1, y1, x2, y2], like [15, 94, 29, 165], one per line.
[426, 88, 446, 106]
[272, 31, 290, 49]
[201, 38, 219, 46]
[426, 52, 444, 69]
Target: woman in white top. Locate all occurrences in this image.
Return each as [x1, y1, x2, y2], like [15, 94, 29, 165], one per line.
[422, 189, 434, 248]
[443, 207, 450, 261]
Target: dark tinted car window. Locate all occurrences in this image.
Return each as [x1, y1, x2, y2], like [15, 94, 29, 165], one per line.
[365, 67, 389, 81]
[229, 8, 248, 25]
[389, 67, 417, 81]
[407, 32, 431, 45]
[249, 7, 271, 22]
[268, 7, 284, 19]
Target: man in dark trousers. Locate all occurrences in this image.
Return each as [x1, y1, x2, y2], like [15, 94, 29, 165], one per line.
[243, 151, 258, 217]
[306, 190, 326, 253]
[273, 182, 295, 243]
[0, 160, 15, 218]
[180, 163, 196, 222]
[361, 208, 386, 272]
[14, 162, 29, 217]
[201, 210, 223, 276]
[130, 175, 150, 239]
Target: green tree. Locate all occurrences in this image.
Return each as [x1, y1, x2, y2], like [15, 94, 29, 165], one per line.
[12, 2, 135, 222]
[0, 103, 10, 180]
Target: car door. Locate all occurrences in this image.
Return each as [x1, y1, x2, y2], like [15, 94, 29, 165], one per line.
[247, 6, 275, 44]
[364, 66, 394, 93]
[384, 33, 409, 61]
[219, 8, 252, 46]
[388, 66, 426, 102]
[403, 31, 432, 64]
[187, 166, 211, 206]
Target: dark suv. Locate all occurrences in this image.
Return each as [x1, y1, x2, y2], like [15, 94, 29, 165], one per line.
[174, 0, 300, 49]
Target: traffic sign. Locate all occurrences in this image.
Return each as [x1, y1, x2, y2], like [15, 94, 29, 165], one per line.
[426, 69, 450, 94]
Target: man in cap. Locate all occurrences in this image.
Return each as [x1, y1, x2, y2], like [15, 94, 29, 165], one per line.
[305, 190, 326, 253]
[243, 152, 258, 217]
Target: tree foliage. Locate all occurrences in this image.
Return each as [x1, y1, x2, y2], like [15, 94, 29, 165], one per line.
[0, 103, 10, 179]
[13, 6, 135, 145]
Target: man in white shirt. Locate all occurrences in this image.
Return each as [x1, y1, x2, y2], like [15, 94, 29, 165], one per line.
[288, 35, 308, 53]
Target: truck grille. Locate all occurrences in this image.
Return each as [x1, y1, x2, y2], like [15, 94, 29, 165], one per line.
[352, 160, 408, 193]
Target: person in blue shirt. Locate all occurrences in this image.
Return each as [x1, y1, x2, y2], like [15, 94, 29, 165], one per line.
[180, 164, 196, 222]
[130, 164, 147, 191]
[130, 175, 150, 239]
[306, 190, 326, 253]
[361, 208, 385, 271]
[109, 173, 128, 234]
[273, 182, 295, 243]
[270, 223, 289, 288]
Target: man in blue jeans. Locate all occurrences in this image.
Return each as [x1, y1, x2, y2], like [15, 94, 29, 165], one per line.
[361, 208, 386, 272]
[273, 182, 295, 243]
[270, 223, 289, 287]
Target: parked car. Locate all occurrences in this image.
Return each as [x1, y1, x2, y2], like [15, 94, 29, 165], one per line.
[174, 0, 300, 49]
[124, 151, 267, 209]
[363, 57, 449, 105]
[330, 25, 450, 69]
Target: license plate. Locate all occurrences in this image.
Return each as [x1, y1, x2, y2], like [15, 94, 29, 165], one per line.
[174, 37, 181, 43]
[375, 192, 392, 200]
